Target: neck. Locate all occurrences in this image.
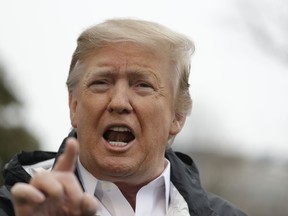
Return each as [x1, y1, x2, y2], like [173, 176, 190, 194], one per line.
[115, 170, 164, 210]
[115, 182, 145, 210]
[114, 160, 167, 210]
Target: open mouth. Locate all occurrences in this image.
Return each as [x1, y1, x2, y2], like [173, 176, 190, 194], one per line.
[103, 126, 135, 146]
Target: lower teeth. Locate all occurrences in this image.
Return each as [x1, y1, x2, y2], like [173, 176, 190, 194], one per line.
[109, 141, 128, 146]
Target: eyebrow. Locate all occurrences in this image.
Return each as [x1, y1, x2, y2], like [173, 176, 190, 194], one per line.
[85, 66, 115, 78]
[86, 64, 158, 80]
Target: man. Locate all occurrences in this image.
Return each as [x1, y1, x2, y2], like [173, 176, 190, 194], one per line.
[0, 18, 247, 215]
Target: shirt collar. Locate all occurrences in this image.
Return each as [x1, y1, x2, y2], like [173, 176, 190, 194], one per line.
[77, 157, 98, 197]
[159, 159, 171, 211]
[77, 157, 171, 211]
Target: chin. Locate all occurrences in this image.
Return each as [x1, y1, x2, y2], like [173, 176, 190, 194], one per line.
[98, 158, 137, 177]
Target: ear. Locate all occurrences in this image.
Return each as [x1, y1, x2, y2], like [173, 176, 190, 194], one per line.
[69, 91, 78, 128]
[169, 113, 186, 136]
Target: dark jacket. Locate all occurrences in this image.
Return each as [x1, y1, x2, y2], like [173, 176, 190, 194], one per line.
[0, 131, 247, 216]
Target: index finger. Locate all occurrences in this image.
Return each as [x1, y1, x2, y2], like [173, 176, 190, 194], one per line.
[53, 137, 79, 172]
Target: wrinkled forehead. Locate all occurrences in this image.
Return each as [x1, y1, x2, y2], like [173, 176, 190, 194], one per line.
[81, 42, 173, 74]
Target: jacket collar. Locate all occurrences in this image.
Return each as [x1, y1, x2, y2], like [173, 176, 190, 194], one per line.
[165, 149, 217, 216]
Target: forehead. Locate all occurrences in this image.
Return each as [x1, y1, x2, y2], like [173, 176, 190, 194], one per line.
[82, 43, 169, 72]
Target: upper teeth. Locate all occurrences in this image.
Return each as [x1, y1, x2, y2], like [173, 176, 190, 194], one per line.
[109, 126, 130, 132]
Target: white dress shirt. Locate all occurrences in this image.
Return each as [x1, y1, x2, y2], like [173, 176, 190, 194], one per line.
[77, 158, 171, 216]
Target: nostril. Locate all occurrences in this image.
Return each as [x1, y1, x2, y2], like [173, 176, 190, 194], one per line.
[107, 99, 133, 114]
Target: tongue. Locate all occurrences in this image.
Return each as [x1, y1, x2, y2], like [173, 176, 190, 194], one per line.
[104, 130, 134, 143]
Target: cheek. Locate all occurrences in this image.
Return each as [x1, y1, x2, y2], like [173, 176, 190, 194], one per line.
[74, 100, 97, 129]
[78, 93, 107, 113]
[140, 101, 173, 139]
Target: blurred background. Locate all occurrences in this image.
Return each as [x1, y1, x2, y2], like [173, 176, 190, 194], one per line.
[0, 0, 287, 215]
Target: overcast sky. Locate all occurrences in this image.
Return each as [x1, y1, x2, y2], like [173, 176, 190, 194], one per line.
[0, 0, 287, 159]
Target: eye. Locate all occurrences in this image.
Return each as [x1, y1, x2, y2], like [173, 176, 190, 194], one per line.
[136, 82, 152, 88]
[92, 80, 108, 85]
[134, 81, 155, 93]
[89, 80, 110, 91]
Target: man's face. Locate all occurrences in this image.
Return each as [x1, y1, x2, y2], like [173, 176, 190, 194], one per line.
[69, 43, 184, 185]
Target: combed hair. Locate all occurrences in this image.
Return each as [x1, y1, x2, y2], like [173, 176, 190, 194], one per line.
[67, 18, 195, 116]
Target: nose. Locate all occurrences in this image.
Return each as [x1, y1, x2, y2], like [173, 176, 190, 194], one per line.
[107, 83, 133, 114]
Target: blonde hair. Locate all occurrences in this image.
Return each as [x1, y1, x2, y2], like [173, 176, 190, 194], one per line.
[67, 18, 194, 116]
